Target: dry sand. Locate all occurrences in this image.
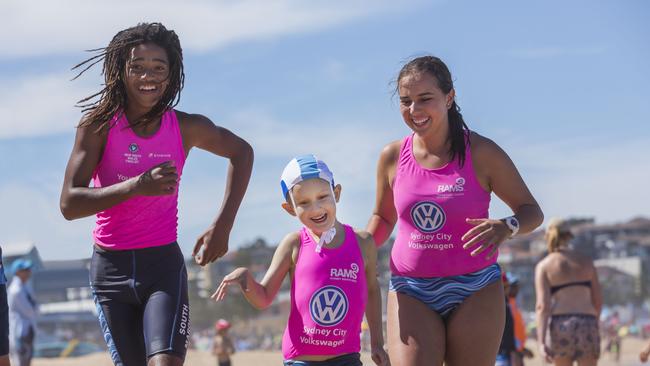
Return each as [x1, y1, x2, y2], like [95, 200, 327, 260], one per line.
[32, 338, 649, 365]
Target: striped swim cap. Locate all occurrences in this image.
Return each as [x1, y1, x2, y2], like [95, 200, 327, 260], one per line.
[280, 154, 335, 199]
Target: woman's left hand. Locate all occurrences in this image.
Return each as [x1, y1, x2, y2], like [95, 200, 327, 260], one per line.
[193, 223, 231, 265]
[461, 218, 512, 259]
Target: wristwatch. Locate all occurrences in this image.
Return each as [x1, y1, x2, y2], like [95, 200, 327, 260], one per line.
[501, 216, 520, 237]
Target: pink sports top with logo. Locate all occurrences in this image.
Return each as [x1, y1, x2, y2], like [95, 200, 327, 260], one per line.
[92, 109, 186, 250]
[282, 224, 367, 360]
[391, 133, 493, 277]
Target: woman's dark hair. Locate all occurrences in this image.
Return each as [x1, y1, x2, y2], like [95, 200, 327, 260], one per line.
[72, 22, 184, 132]
[396, 55, 470, 166]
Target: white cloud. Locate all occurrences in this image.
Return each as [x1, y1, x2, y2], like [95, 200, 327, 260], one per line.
[1, 0, 417, 58]
[0, 73, 96, 139]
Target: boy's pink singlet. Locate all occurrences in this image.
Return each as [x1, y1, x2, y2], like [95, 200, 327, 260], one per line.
[92, 109, 186, 250]
[391, 133, 493, 277]
[282, 224, 367, 360]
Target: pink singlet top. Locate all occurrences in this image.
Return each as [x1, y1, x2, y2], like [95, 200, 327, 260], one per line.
[391, 133, 493, 277]
[282, 225, 367, 360]
[91, 109, 186, 250]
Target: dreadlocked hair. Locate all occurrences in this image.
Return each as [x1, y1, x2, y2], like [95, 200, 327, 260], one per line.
[395, 55, 470, 167]
[72, 22, 184, 132]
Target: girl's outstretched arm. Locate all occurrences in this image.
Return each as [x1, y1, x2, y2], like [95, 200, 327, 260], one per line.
[212, 232, 299, 309]
[357, 230, 390, 366]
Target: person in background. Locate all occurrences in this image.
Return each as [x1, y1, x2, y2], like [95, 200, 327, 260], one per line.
[535, 218, 602, 366]
[212, 319, 235, 366]
[496, 273, 516, 366]
[604, 313, 622, 363]
[7, 259, 37, 366]
[506, 273, 533, 366]
[0, 248, 10, 366]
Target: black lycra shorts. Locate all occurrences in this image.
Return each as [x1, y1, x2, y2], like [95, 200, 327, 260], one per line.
[90, 242, 190, 365]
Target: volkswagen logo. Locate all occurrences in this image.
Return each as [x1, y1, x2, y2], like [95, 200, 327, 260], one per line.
[411, 201, 446, 233]
[309, 286, 348, 327]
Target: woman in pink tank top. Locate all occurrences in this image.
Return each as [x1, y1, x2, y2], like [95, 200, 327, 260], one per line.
[213, 155, 389, 366]
[60, 23, 253, 366]
[367, 56, 543, 366]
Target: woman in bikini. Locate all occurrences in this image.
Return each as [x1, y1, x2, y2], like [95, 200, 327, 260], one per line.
[535, 217, 603, 366]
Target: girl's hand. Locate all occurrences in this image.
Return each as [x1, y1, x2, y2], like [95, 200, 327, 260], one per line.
[193, 223, 230, 265]
[371, 345, 390, 366]
[211, 267, 249, 301]
[134, 161, 178, 196]
[461, 218, 512, 259]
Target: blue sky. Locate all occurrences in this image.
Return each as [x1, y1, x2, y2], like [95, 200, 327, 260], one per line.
[1, 0, 648, 260]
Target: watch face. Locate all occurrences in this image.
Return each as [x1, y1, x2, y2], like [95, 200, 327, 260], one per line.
[510, 218, 519, 228]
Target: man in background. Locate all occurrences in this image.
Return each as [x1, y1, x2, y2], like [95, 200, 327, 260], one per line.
[8, 259, 37, 366]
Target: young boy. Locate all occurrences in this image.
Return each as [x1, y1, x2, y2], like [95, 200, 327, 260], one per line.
[213, 155, 389, 366]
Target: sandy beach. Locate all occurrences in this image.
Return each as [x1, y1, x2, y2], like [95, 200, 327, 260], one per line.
[31, 338, 650, 366]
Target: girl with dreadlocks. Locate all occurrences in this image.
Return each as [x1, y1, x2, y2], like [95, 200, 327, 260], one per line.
[60, 23, 253, 366]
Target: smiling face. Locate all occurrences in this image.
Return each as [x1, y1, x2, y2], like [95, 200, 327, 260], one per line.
[282, 178, 341, 235]
[398, 71, 455, 138]
[123, 42, 170, 116]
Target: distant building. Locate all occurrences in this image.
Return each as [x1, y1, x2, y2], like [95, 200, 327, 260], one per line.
[0, 244, 101, 342]
[32, 259, 100, 343]
[595, 263, 638, 305]
[33, 259, 92, 303]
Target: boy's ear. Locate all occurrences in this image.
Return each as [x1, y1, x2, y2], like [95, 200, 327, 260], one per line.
[333, 184, 342, 203]
[281, 202, 296, 216]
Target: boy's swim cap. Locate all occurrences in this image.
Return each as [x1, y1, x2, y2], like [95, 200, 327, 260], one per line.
[280, 154, 335, 199]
